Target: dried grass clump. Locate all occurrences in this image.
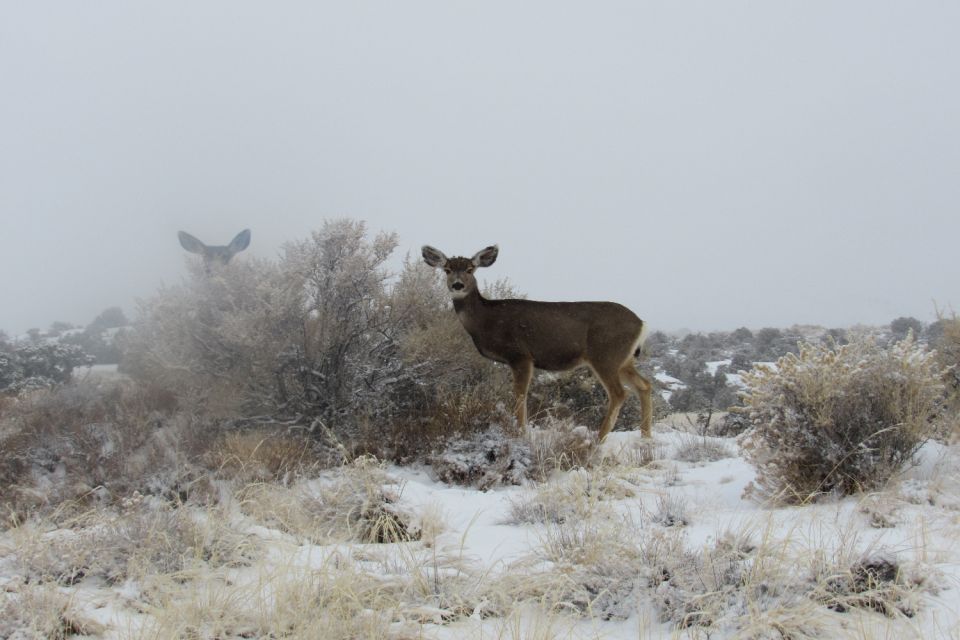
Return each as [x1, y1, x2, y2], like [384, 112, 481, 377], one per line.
[524, 418, 601, 480]
[673, 434, 735, 463]
[809, 551, 928, 618]
[0, 583, 104, 639]
[506, 467, 633, 525]
[5, 500, 258, 588]
[649, 493, 690, 527]
[507, 515, 645, 621]
[6, 521, 102, 586]
[134, 553, 410, 640]
[931, 311, 960, 441]
[240, 456, 416, 544]
[103, 499, 259, 582]
[209, 428, 318, 484]
[640, 527, 829, 637]
[741, 335, 946, 503]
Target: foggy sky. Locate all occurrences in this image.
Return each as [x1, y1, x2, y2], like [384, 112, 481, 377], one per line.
[1, 1, 958, 336]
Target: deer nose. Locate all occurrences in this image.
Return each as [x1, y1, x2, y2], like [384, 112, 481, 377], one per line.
[452, 282, 464, 291]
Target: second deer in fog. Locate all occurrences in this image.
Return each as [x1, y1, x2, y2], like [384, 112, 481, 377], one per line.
[178, 229, 251, 271]
[422, 244, 653, 440]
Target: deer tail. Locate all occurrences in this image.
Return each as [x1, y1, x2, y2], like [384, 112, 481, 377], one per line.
[633, 321, 649, 359]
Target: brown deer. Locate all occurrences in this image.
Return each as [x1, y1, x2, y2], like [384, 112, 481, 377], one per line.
[178, 229, 251, 270]
[422, 244, 653, 439]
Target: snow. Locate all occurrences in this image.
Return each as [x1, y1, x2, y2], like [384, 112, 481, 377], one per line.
[654, 371, 685, 400]
[705, 359, 731, 375]
[2, 424, 959, 639]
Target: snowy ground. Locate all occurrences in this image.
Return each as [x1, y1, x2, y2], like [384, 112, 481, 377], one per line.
[2, 425, 959, 639]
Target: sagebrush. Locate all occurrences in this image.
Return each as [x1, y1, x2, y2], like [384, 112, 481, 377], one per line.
[740, 336, 946, 503]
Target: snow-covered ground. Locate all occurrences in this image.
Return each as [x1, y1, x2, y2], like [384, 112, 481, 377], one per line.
[1, 425, 958, 639]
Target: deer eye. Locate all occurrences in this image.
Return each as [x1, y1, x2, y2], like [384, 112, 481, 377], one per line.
[466, 267, 475, 274]
[444, 268, 452, 274]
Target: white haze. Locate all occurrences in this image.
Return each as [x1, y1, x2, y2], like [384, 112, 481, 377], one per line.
[1, 1, 958, 336]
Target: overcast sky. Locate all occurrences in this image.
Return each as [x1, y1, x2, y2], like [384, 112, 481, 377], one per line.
[1, 1, 957, 336]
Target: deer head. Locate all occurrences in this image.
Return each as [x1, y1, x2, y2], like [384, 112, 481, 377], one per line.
[178, 229, 251, 270]
[421, 245, 498, 299]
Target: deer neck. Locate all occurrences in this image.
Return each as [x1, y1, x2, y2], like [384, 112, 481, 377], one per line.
[452, 288, 488, 334]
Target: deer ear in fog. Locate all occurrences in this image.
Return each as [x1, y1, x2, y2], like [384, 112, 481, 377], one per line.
[178, 229, 251, 270]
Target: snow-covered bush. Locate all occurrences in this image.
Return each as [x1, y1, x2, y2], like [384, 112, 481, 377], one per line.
[740, 336, 946, 503]
[121, 252, 302, 417]
[429, 425, 533, 490]
[0, 342, 93, 393]
[124, 219, 510, 450]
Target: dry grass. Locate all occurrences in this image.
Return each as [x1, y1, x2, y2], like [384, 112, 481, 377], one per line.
[124, 538, 494, 639]
[506, 464, 642, 526]
[524, 418, 602, 480]
[5, 499, 258, 588]
[673, 434, 736, 463]
[239, 456, 417, 544]
[0, 583, 104, 639]
[208, 428, 318, 484]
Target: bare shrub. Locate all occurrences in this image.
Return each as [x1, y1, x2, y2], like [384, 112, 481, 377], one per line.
[353, 379, 508, 463]
[740, 335, 947, 503]
[527, 368, 647, 432]
[121, 255, 302, 418]
[0, 381, 223, 522]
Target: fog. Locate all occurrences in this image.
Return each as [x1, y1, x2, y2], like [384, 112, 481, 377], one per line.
[1, 1, 958, 336]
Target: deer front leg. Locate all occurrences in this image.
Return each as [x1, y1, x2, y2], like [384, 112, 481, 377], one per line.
[510, 360, 534, 432]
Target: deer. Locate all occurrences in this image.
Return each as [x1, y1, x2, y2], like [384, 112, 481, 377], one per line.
[421, 244, 653, 440]
[178, 229, 251, 271]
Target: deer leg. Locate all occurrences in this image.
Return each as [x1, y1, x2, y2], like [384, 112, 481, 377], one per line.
[621, 366, 654, 438]
[510, 359, 534, 431]
[594, 367, 627, 441]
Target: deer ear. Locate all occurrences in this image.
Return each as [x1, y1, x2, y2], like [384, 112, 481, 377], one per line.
[178, 231, 207, 255]
[421, 245, 447, 268]
[228, 229, 251, 253]
[471, 245, 499, 268]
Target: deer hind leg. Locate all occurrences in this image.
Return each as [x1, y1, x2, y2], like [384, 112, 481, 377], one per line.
[593, 366, 627, 441]
[510, 359, 534, 432]
[621, 365, 654, 438]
